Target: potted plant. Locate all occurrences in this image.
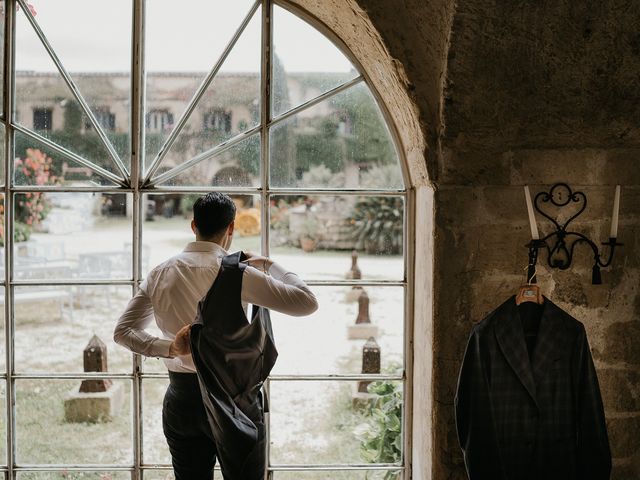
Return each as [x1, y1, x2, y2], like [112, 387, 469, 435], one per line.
[299, 216, 319, 252]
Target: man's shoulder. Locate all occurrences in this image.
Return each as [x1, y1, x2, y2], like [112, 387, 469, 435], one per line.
[149, 249, 221, 276]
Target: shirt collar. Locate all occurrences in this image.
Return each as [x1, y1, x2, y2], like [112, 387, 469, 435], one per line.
[183, 241, 228, 254]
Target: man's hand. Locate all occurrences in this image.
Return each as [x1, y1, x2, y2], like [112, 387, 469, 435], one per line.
[242, 251, 273, 273]
[169, 324, 191, 357]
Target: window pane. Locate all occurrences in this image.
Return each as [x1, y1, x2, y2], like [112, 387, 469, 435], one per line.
[142, 378, 170, 465]
[15, 4, 130, 176]
[144, 0, 257, 170]
[141, 193, 261, 278]
[272, 5, 358, 118]
[16, 379, 132, 464]
[15, 286, 132, 373]
[271, 286, 404, 376]
[270, 83, 402, 189]
[269, 195, 404, 281]
[17, 473, 131, 480]
[152, 11, 261, 178]
[274, 471, 401, 480]
[269, 380, 403, 465]
[0, 380, 5, 464]
[13, 193, 132, 280]
[0, 0, 4, 117]
[14, 132, 120, 187]
[0, 122, 5, 186]
[0, 288, 4, 373]
[141, 471, 181, 480]
[157, 133, 260, 188]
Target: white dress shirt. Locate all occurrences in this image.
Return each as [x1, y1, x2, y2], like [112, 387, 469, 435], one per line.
[114, 241, 318, 373]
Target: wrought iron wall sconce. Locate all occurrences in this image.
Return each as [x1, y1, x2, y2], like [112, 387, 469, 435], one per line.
[524, 183, 622, 285]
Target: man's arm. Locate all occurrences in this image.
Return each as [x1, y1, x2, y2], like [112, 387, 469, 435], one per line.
[242, 258, 318, 316]
[114, 287, 188, 357]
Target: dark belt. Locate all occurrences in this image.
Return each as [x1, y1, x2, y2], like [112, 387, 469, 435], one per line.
[168, 371, 200, 390]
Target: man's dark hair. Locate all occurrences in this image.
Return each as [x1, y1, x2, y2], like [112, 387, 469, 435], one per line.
[193, 192, 236, 239]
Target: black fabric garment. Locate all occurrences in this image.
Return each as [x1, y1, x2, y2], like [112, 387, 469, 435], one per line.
[518, 302, 543, 359]
[190, 251, 278, 480]
[163, 372, 217, 480]
[455, 296, 611, 480]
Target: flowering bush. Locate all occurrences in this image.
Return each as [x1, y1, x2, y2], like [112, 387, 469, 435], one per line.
[0, 148, 60, 246]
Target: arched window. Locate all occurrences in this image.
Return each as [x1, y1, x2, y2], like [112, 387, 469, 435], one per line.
[3, 0, 410, 477]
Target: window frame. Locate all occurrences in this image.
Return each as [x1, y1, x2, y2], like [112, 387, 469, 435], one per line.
[2, 0, 415, 477]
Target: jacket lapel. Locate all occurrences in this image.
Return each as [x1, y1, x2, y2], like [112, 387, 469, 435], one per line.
[494, 296, 538, 407]
[530, 298, 566, 385]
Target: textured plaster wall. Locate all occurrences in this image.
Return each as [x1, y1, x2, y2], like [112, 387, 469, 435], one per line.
[433, 1, 640, 478]
[287, 1, 640, 479]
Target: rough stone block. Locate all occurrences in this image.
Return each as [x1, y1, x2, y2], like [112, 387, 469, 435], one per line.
[607, 415, 640, 458]
[347, 323, 379, 340]
[599, 370, 640, 412]
[594, 321, 640, 366]
[510, 149, 605, 186]
[601, 151, 640, 186]
[64, 383, 124, 423]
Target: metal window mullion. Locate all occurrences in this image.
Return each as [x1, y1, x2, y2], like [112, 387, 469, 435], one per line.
[13, 373, 134, 380]
[14, 464, 134, 472]
[11, 185, 133, 193]
[12, 279, 134, 286]
[131, 1, 145, 478]
[403, 188, 415, 480]
[269, 463, 403, 471]
[142, 0, 261, 184]
[16, 0, 129, 181]
[260, 2, 273, 476]
[3, 0, 16, 478]
[12, 124, 127, 187]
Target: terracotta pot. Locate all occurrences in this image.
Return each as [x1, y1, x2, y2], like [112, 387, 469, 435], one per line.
[300, 237, 317, 252]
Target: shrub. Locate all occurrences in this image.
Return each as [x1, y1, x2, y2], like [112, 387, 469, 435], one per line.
[349, 196, 403, 255]
[0, 149, 59, 245]
[355, 381, 402, 479]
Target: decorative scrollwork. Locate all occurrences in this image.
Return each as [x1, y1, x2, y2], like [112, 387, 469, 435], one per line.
[526, 183, 622, 285]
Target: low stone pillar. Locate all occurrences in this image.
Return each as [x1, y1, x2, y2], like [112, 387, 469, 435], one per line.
[64, 335, 123, 423]
[345, 250, 364, 301]
[347, 290, 379, 339]
[353, 337, 381, 407]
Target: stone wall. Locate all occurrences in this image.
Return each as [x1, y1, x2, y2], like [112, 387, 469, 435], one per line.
[434, 150, 640, 479]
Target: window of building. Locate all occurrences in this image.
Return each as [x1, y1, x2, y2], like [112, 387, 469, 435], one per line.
[203, 109, 232, 133]
[146, 109, 174, 132]
[32, 107, 52, 131]
[6, 1, 411, 478]
[85, 108, 116, 131]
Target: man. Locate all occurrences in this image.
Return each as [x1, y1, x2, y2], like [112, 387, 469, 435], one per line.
[114, 192, 318, 479]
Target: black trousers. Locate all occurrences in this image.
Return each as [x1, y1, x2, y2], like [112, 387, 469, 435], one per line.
[163, 372, 266, 480]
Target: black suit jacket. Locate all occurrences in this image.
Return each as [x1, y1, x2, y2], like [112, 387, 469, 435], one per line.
[455, 296, 611, 480]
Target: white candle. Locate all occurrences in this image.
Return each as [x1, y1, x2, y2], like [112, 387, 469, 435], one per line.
[524, 186, 540, 240]
[609, 185, 621, 239]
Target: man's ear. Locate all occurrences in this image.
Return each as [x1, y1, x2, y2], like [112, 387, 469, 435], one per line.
[227, 221, 235, 236]
[191, 220, 197, 235]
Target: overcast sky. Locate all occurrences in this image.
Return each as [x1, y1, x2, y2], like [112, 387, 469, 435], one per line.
[15, 0, 354, 73]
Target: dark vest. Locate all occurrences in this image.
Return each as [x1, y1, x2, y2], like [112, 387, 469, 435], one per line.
[190, 251, 278, 479]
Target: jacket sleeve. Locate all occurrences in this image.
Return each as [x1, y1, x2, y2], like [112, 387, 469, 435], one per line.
[575, 325, 612, 480]
[455, 327, 505, 480]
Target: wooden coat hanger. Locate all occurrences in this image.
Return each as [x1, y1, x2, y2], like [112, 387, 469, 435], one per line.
[516, 265, 544, 305]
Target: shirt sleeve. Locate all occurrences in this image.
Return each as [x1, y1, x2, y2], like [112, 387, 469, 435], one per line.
[242, 261, 318, 316]
[113, 287, 173, 358]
